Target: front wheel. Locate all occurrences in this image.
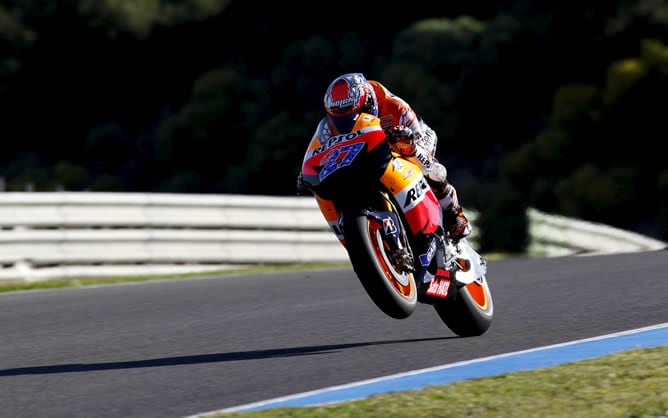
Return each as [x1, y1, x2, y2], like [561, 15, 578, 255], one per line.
[434, 275, 493, 336]
[344, 214, 418, 319]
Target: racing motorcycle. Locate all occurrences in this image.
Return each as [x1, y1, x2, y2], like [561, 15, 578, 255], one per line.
[299, 113, 493, 337]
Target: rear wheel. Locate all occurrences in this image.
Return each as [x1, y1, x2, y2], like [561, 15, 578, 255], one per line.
[434, 275, 493, 336]
[344, 214, 417, 319]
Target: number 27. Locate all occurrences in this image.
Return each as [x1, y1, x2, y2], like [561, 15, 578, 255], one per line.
[319, 142, 364, 181]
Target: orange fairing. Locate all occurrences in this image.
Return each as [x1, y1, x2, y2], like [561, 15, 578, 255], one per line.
[306, 112, 439, 244]
[316, 196, 345, 247]
[301, 114, 386, 179]
[379, 157, 441, 236]
[305, 113, 387, 250]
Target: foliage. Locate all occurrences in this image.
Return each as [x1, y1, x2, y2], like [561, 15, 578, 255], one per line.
[77, 0, 233, 37]
[493, 36, 668, 241]
[0, 0, 667, 248]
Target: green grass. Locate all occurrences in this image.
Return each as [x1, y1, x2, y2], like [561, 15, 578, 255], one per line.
[205, 345, 668, 418]
[0, 253, 511, 294]
[0, 251, 517, 294]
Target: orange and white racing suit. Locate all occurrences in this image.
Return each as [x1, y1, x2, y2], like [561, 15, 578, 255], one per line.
[303, 80, 463, 245]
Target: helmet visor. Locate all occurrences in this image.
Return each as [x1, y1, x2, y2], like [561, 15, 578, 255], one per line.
[330, 112, 358, 134]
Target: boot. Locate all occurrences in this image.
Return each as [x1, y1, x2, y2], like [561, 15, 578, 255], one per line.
[443, 205, 471, 241]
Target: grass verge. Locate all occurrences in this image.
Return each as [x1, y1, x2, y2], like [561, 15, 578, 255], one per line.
[0, 262, 352, 293]
[206, 344, 668, 418]
[0, 253, 511, 294]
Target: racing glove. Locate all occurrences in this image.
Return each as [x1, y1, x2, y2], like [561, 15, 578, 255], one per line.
[296, 172, 305, 196]
[386, 125, 417, 157]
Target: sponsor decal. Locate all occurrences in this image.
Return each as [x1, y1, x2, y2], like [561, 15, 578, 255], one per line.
[309, 131, 362, 157]
[419, 238, 437, 266]
[416, 149, 433, 169]
[383, 217, 397, 235]
[426, 277, 451, 298]
[328, 96, 355, 108]
[402, 177, 429, 209]
[421, 131, 436, 151]
[308, 125, 381, 158]
[380, 115, 393, 130]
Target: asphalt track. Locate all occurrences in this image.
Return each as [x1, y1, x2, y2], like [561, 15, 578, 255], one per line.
[1, 249, 667, 418]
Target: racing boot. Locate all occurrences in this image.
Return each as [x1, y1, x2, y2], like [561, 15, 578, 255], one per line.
[422, 162, 472, 241]
[436, 182, 471, 241]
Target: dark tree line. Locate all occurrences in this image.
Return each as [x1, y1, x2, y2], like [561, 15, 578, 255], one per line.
[0, 0, 666, 251]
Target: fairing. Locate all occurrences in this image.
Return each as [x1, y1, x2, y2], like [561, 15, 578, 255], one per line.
[301, 113, 441, 243]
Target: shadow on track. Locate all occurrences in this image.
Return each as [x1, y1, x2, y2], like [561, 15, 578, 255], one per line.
[0, 336, 457, 376]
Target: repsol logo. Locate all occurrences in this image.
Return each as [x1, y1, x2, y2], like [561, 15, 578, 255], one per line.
[310, 131, 362, 157]
[417, 151, 433, 168]
[403, 178, 429, 208]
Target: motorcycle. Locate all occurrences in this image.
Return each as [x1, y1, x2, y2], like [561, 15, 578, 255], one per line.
[299, 113, 493, 337]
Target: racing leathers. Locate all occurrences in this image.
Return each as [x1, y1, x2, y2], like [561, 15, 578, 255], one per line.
[304, 79, 471, 240]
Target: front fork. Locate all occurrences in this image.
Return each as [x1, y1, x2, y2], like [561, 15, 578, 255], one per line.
[359, 209, 414, 272]
[332, 190, 415, 272]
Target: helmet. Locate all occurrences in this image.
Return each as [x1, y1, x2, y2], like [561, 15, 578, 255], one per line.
[324, 73, 378, 133]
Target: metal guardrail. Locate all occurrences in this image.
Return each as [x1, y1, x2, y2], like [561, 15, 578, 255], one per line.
[0, 192, 346, 281]
[527, 208, 666, 257]
[0, 192, 664, 282]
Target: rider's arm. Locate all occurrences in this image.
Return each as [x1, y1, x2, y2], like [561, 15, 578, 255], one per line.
[371, 81, 449, 195]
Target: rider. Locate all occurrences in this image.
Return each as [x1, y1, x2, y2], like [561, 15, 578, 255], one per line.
[298, 72, 471, 241]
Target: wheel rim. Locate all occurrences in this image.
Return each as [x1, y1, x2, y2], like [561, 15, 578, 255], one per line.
[367, 218, 415, 298]
[465, 278, 489, 309]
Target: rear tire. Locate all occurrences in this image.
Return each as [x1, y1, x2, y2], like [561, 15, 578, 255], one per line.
[434, 275, 493, 336]
[344, 214, 417, 319]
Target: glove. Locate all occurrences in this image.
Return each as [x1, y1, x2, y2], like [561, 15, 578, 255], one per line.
[386, 125, 417, 157]
[296, 172, 305, 196]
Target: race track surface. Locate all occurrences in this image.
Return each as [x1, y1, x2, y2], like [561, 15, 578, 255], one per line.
[1, 250, 667, 418]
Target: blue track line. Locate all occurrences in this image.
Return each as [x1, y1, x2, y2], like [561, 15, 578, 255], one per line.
[188, 323, 668, 416]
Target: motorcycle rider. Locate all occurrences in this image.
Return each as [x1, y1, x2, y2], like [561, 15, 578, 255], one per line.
[298, 72, 471, 241]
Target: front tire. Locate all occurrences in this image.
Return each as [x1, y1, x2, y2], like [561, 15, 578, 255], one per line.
[434, 274, 493, 336]
[344, 214, 417, 319]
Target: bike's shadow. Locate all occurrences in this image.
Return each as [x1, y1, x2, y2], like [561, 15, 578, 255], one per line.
[0, 336, 458, 376]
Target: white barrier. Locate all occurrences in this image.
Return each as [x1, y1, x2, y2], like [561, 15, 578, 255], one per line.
[527, 208, 666, 257]
[0, 192, 347, 281]
[0, 192, 664, 282]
